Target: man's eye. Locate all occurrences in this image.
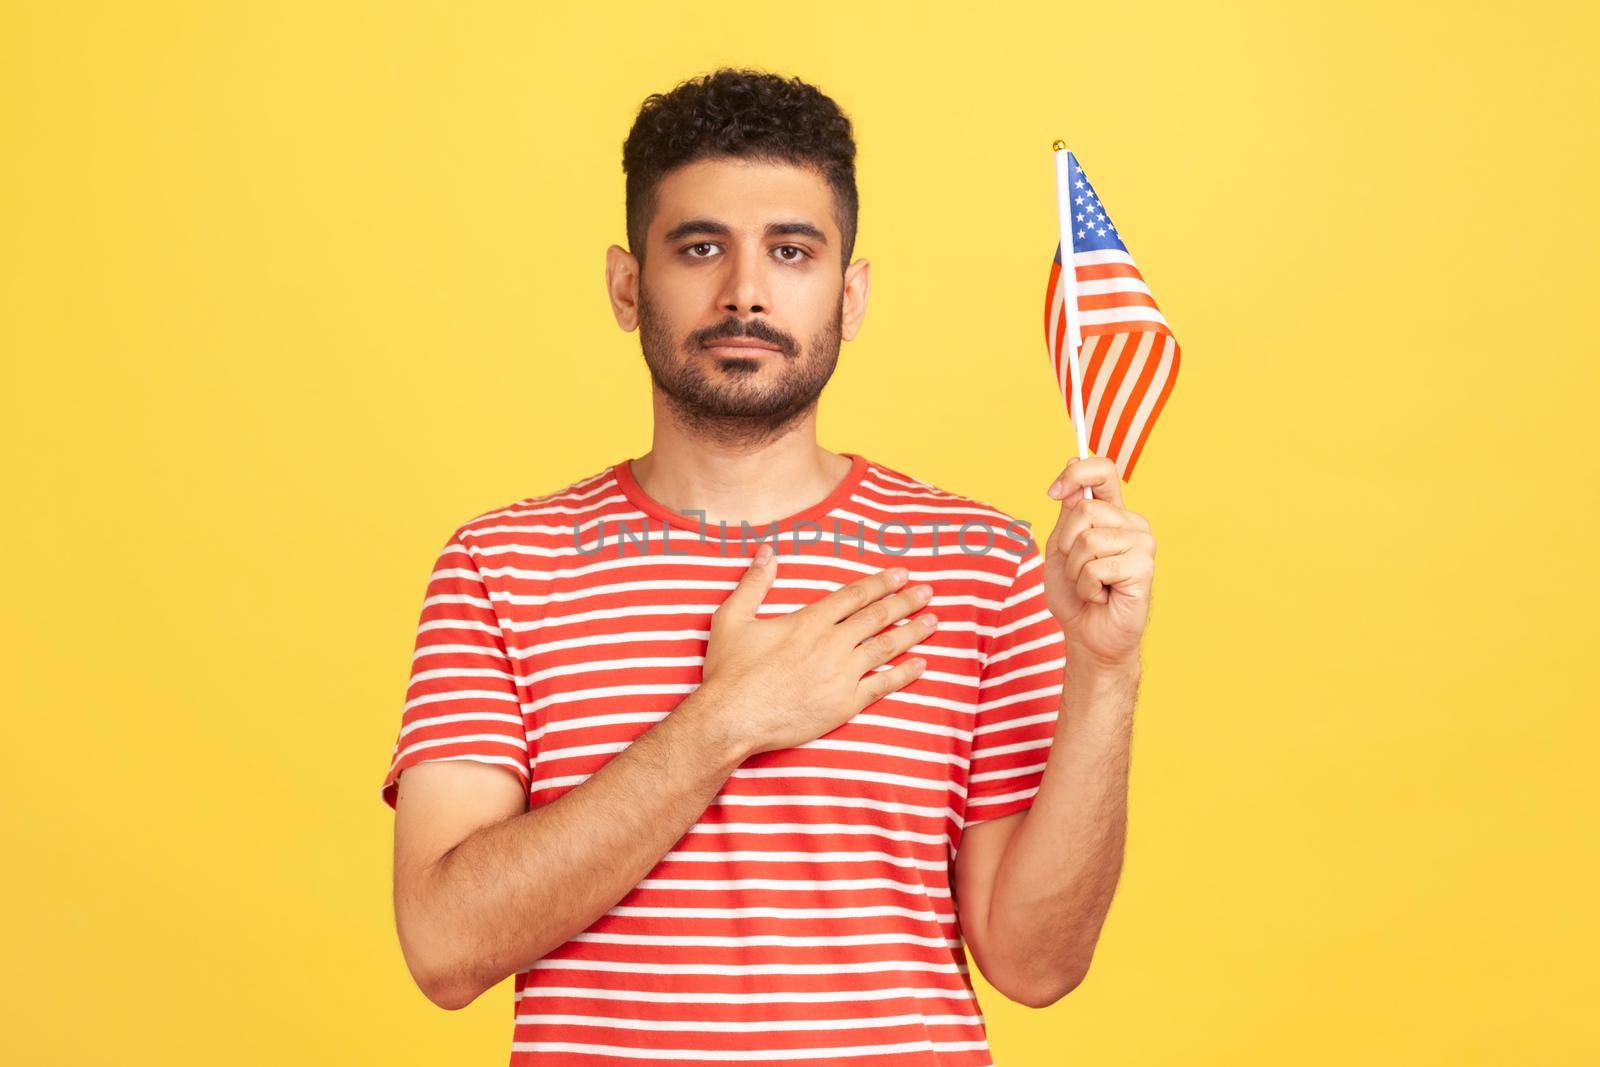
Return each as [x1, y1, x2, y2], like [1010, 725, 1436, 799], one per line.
[775, 245, 809, 262]
[684, 242, 719, 258]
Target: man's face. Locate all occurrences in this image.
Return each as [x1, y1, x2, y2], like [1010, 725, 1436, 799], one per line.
[627, 157, 861, 440]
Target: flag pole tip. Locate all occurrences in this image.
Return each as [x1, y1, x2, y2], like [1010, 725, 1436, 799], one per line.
[1051, 139, 1067, 151]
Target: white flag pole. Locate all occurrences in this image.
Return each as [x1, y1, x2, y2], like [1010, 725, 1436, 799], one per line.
[1053, 140, 1094, 502]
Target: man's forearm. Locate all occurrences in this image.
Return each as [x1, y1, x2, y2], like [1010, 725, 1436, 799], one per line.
[409, 688, 750, 1008]
[987, 657, 1140, 999]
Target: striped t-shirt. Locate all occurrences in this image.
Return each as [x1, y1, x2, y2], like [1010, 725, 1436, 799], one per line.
[380, 452, 1067, 1065]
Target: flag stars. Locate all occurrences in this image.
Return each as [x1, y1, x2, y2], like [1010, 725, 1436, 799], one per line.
[1061, 160, 1128, 250]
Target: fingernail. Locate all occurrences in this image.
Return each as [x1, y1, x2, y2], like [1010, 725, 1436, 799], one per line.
[922, 613, 939, 628]
[1047, 480, 1063, 499]
[912, 584, 933, 601]
[754, 544, 772, 566]
[889, 567, 908, 584]
[910, 657, 926, 670]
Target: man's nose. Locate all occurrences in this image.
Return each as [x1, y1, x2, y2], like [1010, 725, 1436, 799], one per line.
[717, 247, 771, 315]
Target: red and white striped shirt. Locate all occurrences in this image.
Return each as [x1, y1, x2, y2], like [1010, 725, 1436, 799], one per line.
[381, 453, 1067, 1065]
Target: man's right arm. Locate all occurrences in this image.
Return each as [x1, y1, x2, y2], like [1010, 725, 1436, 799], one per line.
[391, 546, 939, 1009]
[391, 690, 751, 1010]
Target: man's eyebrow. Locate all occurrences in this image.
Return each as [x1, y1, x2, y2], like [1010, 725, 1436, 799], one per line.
[662, 218, 830, 245]
[767, 221, 828, 244]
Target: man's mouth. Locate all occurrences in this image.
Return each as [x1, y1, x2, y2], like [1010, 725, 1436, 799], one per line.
[704, 339, 784, 354]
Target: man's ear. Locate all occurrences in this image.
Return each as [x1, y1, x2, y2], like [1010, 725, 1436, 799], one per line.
[841, 257, 871, 342]
[606, 244, 641, 331]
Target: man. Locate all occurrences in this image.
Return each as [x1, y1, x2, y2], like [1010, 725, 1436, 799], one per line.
[380, 67, 1154, 1065]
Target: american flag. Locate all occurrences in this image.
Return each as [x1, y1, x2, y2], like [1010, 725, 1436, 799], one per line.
[1044, 151, 1180, 482]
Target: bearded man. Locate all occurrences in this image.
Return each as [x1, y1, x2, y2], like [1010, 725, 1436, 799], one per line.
[380, 66, 1155, 1066]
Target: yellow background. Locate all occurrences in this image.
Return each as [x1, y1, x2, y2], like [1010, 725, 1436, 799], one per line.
[4, 1, 1597, 1063]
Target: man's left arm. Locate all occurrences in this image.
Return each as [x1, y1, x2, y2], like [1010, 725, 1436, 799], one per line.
[955, 454, 1155, 1007]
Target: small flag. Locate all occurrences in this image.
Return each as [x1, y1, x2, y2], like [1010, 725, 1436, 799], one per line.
[1044, 151, 1180, 482]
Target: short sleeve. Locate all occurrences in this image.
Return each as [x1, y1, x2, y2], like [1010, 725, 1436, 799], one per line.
[379, 530, 532, 810]
[963, 537, 1067, 829]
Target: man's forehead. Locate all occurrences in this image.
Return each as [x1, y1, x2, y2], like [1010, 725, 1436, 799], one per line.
[651, 157, 838, 239]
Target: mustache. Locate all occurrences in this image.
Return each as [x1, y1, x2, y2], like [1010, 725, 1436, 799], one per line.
[690, 317, 798, 357]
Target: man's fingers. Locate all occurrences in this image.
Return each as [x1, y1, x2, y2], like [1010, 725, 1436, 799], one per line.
[838, 583, 933, 643]
[805, 566, 908, 625]
[851, 611, 938, 675]
[1075, 545, 1149, 604]
[854, 656, 927, 710]
[1063, 526, 1148, 581]
[714, 543, 777, 623]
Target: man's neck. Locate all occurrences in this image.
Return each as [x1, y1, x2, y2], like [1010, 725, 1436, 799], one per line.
[631, 414, 853, 528]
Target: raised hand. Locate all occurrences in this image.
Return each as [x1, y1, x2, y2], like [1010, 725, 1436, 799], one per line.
[1042, 454, 1157, 672]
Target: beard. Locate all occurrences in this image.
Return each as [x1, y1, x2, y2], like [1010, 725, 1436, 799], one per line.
[637, 282, 843, 449]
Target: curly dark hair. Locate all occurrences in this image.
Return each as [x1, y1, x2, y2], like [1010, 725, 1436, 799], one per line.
[622, 67, 858, 270]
